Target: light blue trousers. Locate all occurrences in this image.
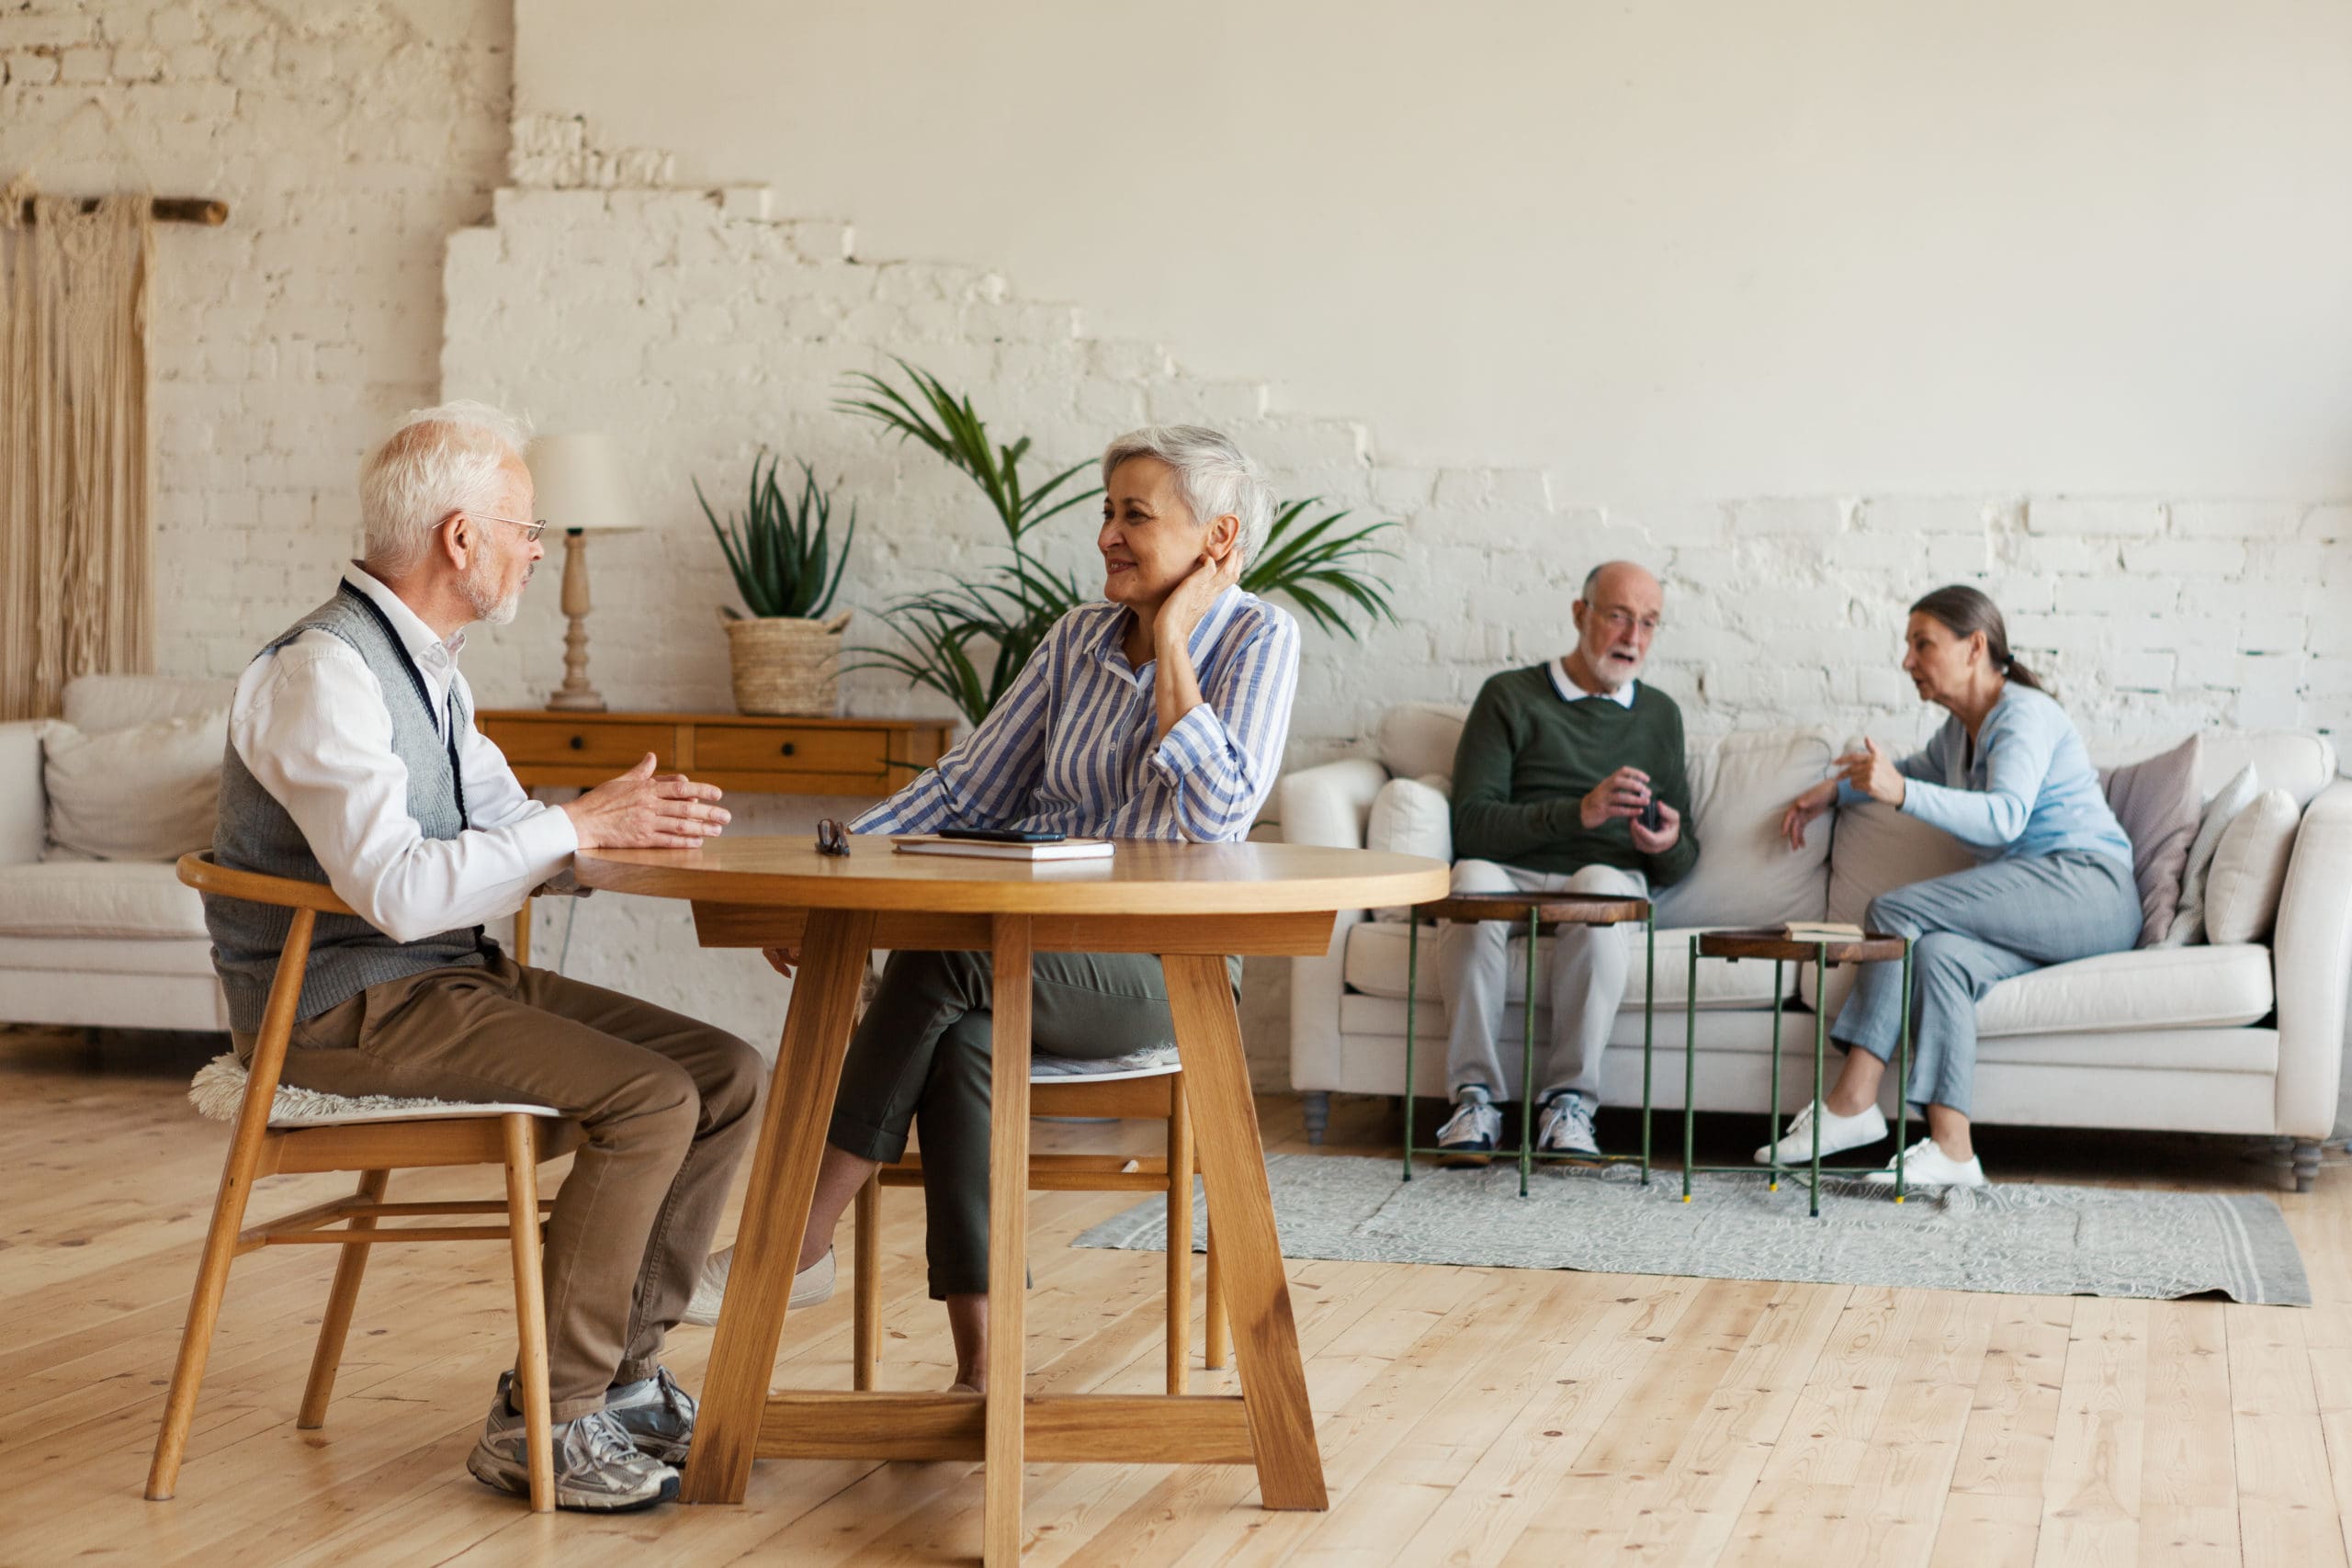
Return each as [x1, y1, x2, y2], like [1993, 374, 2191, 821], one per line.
[1832, 849, 2141, 1117]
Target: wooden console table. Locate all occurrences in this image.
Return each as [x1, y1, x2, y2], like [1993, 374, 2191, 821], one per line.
[477, 710, 954, 796]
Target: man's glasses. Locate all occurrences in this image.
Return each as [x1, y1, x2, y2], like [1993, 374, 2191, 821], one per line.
[816, 818, 850, 856]
[447, 510, 549, 544]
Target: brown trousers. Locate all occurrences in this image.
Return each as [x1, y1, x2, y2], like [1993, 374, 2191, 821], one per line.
[237, 949, 764, 1418]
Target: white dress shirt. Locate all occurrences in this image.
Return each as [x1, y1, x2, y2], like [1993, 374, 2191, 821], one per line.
[228, 567, 577, 943]
[1547, 658, 1637, 708]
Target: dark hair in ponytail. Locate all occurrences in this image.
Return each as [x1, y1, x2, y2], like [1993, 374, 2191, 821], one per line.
[1909, 584, 2049, 696]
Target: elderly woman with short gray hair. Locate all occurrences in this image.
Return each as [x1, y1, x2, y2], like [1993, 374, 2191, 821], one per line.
[715, 425, 1301, 1393]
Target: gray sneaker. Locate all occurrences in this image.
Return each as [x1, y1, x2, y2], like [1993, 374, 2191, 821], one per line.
[465, 1371, 679, 1511]
[1536, 1092, 1600, 1157]
[605, 1365, 695, 1465]
[1435, 1088, 1503, 1166]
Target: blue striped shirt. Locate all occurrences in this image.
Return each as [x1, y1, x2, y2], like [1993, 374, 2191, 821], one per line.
[852, 587, 1301, 843]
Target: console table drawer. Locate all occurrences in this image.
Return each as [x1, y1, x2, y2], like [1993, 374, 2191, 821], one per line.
[694, 724, 890, 777]
[487, 719, 678, 771]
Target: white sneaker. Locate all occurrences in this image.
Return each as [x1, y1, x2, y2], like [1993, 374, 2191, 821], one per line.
[1535, 1093, 1600, 1157]
[1754, 1100, 1887, 1166]
[680, 1245, 833, 1327]
[1862, 1136, 1986, 1188]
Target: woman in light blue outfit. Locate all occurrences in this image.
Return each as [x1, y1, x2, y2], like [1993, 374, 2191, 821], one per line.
[1769, 586, 2141, 1186]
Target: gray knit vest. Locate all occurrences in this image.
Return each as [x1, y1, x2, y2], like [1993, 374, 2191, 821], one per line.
[208, 584, 489, 1034]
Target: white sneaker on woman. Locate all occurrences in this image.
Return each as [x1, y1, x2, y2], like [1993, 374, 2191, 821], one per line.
[1862, 1136, 1986, 1187]
[680, 1246, 834, 1326]
[1753, 1100, 1887, 1166]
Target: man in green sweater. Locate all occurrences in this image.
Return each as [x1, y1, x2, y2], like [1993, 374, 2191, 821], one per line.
[1436, 560, 1698, 1160]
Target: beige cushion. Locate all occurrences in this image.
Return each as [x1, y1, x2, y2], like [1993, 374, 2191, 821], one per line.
[0, 860, 210, 939]
[60, 672, 237, 733]
[2099, 734, 2202, 946]
[2192, 731, 2337, 807]
[1365, 774, 1451, 920]
[1825, 798, 1978, 928]
[1342, 921, 1783, 1010]
[1652, 729, 1834, 930]
[2204, 788, 2299, 945]
[2165, 762, 2261, 945]
[1976, 944, 2274, 1038]
[1376, 703, 1470, 782]
[43, 709, 226, 862]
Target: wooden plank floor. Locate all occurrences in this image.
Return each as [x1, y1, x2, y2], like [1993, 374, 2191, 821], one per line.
[3, 1024, 2344, 1568]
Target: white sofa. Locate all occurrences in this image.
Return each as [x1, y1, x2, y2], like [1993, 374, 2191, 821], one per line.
[1280, 705, 2352, 1190]
[0, 674, 236, 1032]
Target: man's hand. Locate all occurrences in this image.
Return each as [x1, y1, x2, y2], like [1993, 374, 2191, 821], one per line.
[1579, 765, 1653, 830]
[1629, 797, 1681, 855]
[560, 753, 730, 850]
[1832, 738, 1906, 808]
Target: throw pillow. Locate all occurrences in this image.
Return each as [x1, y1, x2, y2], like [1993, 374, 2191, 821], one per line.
[1365, 773, 1452, 920]
[42, 708, 229, 862]
[2203, 787, 2300, 945]
[2162, 761, 2262, 946]
[2098, 734, 2202, 946]
[1649, 729, 1836, 931]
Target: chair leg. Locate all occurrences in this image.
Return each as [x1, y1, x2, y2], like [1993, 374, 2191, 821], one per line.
[1166, 1078, 1194, 1396]
[854, 1173, 882, 1391]
[298, 1168, 391, 1428]
[144, 1144, 264, 1500]
[1204, 1209, 1229, 1371]
[502, 1115, 555, 1514]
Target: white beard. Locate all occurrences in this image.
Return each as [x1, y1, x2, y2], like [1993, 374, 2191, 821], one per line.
[461, 558, 521, 626]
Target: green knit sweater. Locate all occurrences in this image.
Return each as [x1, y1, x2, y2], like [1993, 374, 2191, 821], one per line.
[1448, 665, 1700, 886]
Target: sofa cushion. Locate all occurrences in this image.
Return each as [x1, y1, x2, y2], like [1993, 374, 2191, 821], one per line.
[0, 861, 211, 939]
[1652, 729, 1834, 930]
[60, 672, 237, 734]
[0, 933, 220, 976]
[1825, 798, 1977, 928]
[2204, 788, 2299, 946]
[1343, 920, 1784, 1010]
[2163, 762, 2262, 946]
[2099, 734, 2202, 947]
[1976, 944, 2273, 1037]
[1376, 703, 1470, 783]
[2190, 730, 2337, 808]
[1366, 774, 1451, 919]
[43, 708, 227, 862]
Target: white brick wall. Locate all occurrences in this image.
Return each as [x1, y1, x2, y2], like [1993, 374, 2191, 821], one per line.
[2, 0, 511, 676]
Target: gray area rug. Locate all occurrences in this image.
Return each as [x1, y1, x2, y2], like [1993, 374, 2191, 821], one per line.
[1073, 1154, 2310, 1306]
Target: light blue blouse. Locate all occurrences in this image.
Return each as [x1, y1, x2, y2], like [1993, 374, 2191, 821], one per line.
[1841, 683, 2133, 866]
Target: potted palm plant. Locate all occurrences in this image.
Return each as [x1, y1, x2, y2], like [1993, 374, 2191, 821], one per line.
[698, 453, 858, 716]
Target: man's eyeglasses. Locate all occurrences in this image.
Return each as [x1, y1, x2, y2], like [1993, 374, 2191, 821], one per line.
[447, 510, 549, 545]
[816, 818, 850, 857]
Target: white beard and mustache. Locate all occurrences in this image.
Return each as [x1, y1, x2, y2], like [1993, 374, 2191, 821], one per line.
[461, 553, 528, 626]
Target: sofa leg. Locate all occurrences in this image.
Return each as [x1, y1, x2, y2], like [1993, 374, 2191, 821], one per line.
[2292, 1140, 2322, 1193]
[1302, 1091, 1329, 1146]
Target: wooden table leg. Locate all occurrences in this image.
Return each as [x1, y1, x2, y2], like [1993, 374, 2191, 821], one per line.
[1162, 953, 1329, 1511]
[985, 913, 1035, 1566]
[681, 908, 876, 1505]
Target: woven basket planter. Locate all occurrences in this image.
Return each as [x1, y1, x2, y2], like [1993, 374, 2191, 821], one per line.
[724, 610, 852, 716]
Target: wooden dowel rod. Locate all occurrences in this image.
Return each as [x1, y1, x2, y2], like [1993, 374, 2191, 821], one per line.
[14, 196, 227, 225]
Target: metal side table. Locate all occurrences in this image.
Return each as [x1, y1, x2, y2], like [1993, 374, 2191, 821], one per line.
[1401, 890, 1657, 1196]
[1681, 929, 1913, 1216]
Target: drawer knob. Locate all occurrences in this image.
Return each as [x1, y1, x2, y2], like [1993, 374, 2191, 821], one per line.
[569, 735, 584, 750]
[779, 741, 797, 757]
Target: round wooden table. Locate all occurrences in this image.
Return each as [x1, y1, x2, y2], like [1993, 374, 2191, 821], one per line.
[576, 836, 1449, 1565]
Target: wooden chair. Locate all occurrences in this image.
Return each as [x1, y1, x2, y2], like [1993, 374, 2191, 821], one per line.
[852, 1055, 1227, 1394]
[147, 852, 581, 1512]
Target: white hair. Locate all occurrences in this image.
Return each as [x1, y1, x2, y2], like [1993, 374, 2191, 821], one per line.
[1100, 425, 1274, 569]
[357, 400, 533, 575]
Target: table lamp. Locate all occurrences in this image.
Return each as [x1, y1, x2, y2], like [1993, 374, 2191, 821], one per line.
[524, 433, 638, 712]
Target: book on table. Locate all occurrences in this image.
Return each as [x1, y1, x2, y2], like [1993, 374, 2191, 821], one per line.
[1776, 919, 1866, 941]
[889, 834, 1114, 863]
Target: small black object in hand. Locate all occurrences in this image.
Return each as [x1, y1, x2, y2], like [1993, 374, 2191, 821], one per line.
[1638, 796, 1664, 833]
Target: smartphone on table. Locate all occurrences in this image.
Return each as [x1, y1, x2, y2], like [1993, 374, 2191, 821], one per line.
[936, 827, 1068, 844]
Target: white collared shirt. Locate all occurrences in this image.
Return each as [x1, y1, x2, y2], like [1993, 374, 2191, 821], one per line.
[227, 566, 577, 943]
[1547, 657, 1637, 708]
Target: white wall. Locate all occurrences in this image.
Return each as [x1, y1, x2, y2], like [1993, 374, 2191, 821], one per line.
[517, 0, 2352, 501]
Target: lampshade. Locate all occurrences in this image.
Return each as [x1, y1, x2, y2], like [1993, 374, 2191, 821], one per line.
[524, 432, 638, 533]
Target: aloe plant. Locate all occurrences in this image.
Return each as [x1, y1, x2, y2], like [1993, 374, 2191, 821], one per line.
[697, 454, 856, 620]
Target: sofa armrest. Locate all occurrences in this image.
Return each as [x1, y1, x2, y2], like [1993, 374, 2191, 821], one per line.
[1277, 758, 1386, 852]
[0, 721, 44, 866]
[2273, 777, 2352, 1140]
[1281, 758, 1389, 1092]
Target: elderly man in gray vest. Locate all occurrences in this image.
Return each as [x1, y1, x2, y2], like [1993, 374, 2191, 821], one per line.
[209, 401, 761, 1512]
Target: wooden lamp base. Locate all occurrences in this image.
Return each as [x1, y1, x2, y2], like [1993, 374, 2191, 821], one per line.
[546, 529, 605, 713]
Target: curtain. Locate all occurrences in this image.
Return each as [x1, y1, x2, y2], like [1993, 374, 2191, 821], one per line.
[0, 188, 154, 721]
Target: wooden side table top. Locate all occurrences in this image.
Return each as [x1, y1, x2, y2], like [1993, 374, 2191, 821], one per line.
[1415, 890, 1654, 926]
[477, 708, 954, 795]
[1697, 929, 1909, 964]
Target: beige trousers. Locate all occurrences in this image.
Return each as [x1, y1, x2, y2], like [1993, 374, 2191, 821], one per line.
[236, 949, 764, 1418]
